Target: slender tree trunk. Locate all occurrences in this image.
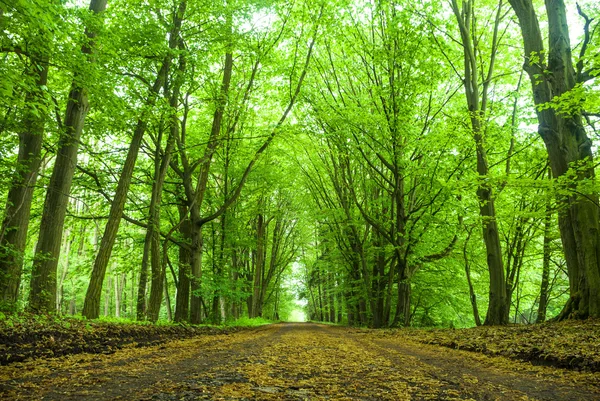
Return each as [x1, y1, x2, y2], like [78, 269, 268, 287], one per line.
[0, 59, 48, 310]
[174, 209, 191, 322]
[115, 274, 121, 318]
[56, 231, 73, 313]
[537, 197, 553, 323]
[372, 238, 386, 328]
[188, 228, 203, 324]
[82, 61, 168, 319]
[337, 281, 343, 323]
[251, 213, 265, 318]
[164, 274, 172, 321]
[212, 164, 230, 325]
[83, 1, 187, 319]
[122, 274, 127, 316]
[147, 15, 186, 323]
[145, 233, 163, 321]
[136, 228, 152, 319]
[392, 277, 411, 327]
[130, 270, 135, 318]
[231, 250, 239, 320]
[29, 0, 108, 313]
[358, 298, 367, 325]
[104, 275, 112, 317]
[451, 0, 508, 325]
[463, 229, 482, 326]
[317, 269, 324, 321]
[186, 51, 233, 324]
[328, 273, 335, 323]
[321, 271, 330, 323]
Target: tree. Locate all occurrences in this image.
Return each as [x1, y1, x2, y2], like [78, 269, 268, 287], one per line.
[450, 0, 508, 325]
[508, 0, 600, 318]
[0, 0, 52, 308]
[29, 0, 108, 313]
[82, 1, 185, 319]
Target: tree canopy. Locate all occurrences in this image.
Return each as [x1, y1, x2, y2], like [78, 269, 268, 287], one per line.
[0, 0, 599, 328]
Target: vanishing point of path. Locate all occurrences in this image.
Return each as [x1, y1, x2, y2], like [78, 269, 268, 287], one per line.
[1, 323, 599, 400]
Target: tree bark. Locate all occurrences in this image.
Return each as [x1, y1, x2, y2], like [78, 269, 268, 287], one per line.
[0, 58, 48, 310]
[56, 230, 73, 313]
[451, 0, 508, 325]
[251, 213, 266, 318]
[29, 0, 107, 313]
[508, 0, 600, 318]
[82, 1, 186, 319]
[115, 274, 121, 318]
[164, 274, 172, 321]
[147, 8, 186, 323]
[392, 278, 411, 327]
[537, 195, 553, 322]
[174, 208, 191, 322]
[136, 227, 152, 319]
[82, 60, 167, 319]
[463, 228, 482, 326]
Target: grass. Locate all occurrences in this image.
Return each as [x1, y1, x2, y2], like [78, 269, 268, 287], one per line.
[225, 316, 276, 327]
[0, 311, 277, 330]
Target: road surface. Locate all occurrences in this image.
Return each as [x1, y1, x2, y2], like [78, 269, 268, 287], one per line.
[1, 323, 598, 400]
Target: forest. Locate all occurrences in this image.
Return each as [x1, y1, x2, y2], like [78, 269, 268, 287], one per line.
[0, 0, 599, 331]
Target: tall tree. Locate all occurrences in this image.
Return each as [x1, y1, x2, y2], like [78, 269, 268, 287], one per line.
[29, 0, 108, 312]
[82, 1, 186, 319]
[508, 0, 600, 318]
[0, 48, 48, 309]
[450, 0, 508, 325]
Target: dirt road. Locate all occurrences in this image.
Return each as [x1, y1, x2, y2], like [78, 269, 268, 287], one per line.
[1, 323, 598, 400]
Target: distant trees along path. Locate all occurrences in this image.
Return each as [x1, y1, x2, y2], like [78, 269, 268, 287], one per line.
[0, 0, 599, 328]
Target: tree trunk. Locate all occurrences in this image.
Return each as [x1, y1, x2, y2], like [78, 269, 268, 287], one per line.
[136, 228, 152, 319]
[174, 209, 191, 322]
[346, 290, 354, 326]
[147, 238, 168, 322]
[392, 278, 411, 327]
[328, 273, 335, 323]
[164, 274, 172, 321]
[188, 224, 204, 324]
[104, 275, 112, 317]
[451, 0, 508, 325]
[251, 213, 265, 318]
[231, 250, 239, 320]
[82, 1, 187, 319]
[537, 198, 553, 323]
[130, 270, 135, 318]
[29, 0, 107, 313]
[0, 58, 47, 310]
[56, 230, 73, 313]
[82, 60, 168, 319]
[508, 0, 600, 318]
[115, 274, 121, 318]
[147, 20, 185, 323]
[463, 230, 482, 326]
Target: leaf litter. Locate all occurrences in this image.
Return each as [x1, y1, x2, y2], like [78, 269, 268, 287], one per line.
[1, 322, 599, 400]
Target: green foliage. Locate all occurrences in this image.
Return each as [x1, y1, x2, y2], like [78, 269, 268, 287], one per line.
[226, 316, 274, 327]
[0, 0, 597, 331]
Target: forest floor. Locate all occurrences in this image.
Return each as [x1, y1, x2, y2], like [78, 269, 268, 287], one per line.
[1, 323, 599, 400]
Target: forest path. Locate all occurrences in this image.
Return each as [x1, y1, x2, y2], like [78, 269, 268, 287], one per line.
[1, 323, 599, 400]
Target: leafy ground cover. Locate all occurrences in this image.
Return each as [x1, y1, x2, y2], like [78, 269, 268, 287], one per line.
[381, 319, 600, 372]
[0, 314, 272, 365]
[1, 323, 598, 400]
